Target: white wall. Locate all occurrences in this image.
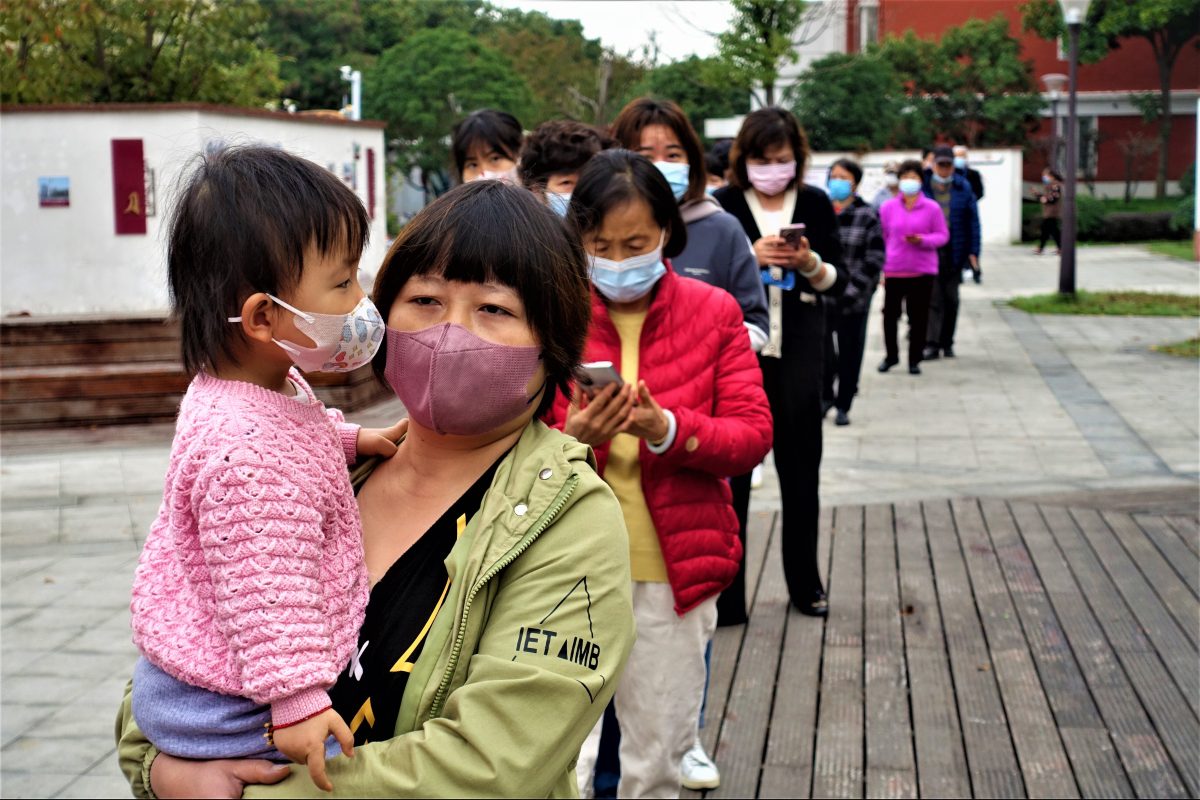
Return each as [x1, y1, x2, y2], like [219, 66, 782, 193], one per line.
[807, 149, 1024, 245]
[1, 107, 387, 317]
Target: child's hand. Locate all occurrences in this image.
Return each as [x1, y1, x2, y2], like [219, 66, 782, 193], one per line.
[356, 418, 409, 459]
[272, 709, 353, 792]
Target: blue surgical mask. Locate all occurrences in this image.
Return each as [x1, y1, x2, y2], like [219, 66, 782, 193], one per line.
[588, 234, 667, 303]
[827, 178, 853, 202]
[899, 178, 922, 197]
[931, 172, 952, 185]
[547, 191, 571, 217]
[1042, 175, 1052, 184]
[654, 161, 690, 202]
[953, 156, 967, 170]
[705, 185, 718, 196]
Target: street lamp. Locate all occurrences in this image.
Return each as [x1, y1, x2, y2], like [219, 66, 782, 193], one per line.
[1041, 73, 1067, 172]
[1058, 0, 1091, 296]
[340, 64, 362, 121]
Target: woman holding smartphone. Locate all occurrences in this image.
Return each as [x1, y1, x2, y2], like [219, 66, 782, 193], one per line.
[713, 107, 845, 618]
[547, 150, 772, 798]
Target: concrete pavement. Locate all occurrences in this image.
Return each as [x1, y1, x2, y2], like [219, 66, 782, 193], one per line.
[1, 242, 1197, 797]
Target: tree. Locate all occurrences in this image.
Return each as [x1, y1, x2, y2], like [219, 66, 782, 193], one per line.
[713, 0, 807, 107]
[1020, 0, 1200, 197]
[1, 0, 281, 106]
[366, 28, 534, 186]
[875, 15, 1044, 147]
[634, 56, 749, 137]
[788, 52, 905, 151]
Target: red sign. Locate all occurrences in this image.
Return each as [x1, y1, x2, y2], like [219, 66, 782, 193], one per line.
[367, 148, 377, 220]
[112, 139, 146, 235]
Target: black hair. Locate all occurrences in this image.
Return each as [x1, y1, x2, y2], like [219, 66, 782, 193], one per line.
[518, 120, 615, 188]
[920, 147, 933, 160]
[704, 152, 725, 180]
[450, 109, 524, 180]
[566, 149, 687, 259]
[167, 144, 369, 376]
[828, 158, 863, 185]
[710, 140, 732, 171]
[371, 181, 590, 417]
[1044, 167, 1064, 181]
[898, 159, 925, 179]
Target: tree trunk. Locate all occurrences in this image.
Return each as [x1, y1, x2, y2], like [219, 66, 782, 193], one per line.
[1154, 42, 1173, 199]
[764, 82, 775, 107]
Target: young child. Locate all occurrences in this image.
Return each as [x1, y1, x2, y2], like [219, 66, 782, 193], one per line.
[129, 145, 403, 792]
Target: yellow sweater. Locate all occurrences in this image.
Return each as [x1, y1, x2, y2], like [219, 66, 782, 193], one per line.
[605, 310, 668, 583]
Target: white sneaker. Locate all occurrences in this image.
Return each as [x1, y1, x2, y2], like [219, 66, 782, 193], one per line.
[680, 739, 720, 790]
[750, 463, 764, 489]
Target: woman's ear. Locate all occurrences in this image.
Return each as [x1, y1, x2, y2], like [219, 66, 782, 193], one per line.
[233, 292, 277, 344]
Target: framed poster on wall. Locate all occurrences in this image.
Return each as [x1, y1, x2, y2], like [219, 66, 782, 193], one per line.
[38, 176, 70, 207]
[112, 139, 147, 235]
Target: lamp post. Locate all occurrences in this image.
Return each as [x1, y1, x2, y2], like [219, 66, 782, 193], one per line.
[339, 65, 362, 121]
[1041, 73, 1067, 172]
[1057, 0, 1091, 296]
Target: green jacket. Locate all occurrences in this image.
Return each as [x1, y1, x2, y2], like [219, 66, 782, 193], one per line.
[116, 421, 634, 798]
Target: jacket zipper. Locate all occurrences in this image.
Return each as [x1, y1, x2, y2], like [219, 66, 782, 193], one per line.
[427, 473, 580, 719]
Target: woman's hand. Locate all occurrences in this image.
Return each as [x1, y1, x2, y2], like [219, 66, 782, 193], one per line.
[150, 753, 291, 799]
[753, 235, 815, 270]
[620, 381, 669, 444]
[357, 418, 409, 459]
[904, 233, 923, 245]
[563, 381, 635, 446]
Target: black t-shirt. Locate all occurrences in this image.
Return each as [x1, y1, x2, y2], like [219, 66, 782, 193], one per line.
[329, 459, 501, 745]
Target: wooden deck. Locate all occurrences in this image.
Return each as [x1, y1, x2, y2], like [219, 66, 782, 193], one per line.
[690, 494, 1200, 799]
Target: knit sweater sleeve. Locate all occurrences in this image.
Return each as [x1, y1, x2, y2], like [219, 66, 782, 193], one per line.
[195, 451, 336, 725]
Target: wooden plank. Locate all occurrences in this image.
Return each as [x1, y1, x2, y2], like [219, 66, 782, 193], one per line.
[1162, 516, 1199, 558]
[956, 498, 1077, 799]
[1062, 507, 1200, 797]
[1017, 504, 1186, 800]
[862, 503, 916, 799]
[894, 502, 970, 799]
[1109, 514, 1199, 649]
[990, 502, 1132, 799]
[700, 510, 772, 758]
[1085, 511, 1200, 718]
[812, 505, 864, 799]
[924, 499, 1025, 799]
[1132, 515, 1199, 599]
[709, 512, 789, 799]
[760, 506, 834, 797]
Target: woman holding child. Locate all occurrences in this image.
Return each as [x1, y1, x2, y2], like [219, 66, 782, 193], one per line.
[116, 148, 635, 798]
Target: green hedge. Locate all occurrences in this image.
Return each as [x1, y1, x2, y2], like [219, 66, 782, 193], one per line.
[1022, 195, 1188, 243]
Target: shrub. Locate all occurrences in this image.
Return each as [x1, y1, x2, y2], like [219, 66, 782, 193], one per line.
[1172, 162, 1195, 234]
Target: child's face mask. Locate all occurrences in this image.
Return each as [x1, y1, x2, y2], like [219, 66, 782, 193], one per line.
[229, 295, 385, 373]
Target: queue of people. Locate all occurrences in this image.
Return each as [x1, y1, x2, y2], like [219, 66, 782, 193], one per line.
[116, 91, 988, 800]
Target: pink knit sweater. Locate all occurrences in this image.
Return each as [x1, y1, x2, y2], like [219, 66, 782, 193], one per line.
[130, 371, 369, 727]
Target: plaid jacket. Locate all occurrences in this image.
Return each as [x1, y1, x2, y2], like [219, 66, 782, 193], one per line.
[832, 196, 885, 316]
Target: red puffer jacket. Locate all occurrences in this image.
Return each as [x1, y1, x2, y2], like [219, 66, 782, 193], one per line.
[545, 265, 773, 614]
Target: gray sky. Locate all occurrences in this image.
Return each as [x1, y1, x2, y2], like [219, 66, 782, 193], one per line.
[489, 1, 734, 62]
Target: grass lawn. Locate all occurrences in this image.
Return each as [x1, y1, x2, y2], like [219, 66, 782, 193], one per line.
[1145, 239, 1196, 261]
[1009, 290, 1200, 317]
[1152, 337, 1200, 357]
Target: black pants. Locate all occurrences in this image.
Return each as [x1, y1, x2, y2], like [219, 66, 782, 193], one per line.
[1039, 217, 1061, 250]
[824, 310, 870, 413]
[882, 275, 933, 367]
[718, 353, 825, 621]
[926, 275, 961, 351]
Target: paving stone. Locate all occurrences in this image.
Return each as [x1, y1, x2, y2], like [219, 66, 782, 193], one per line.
[55, 770, 131, 799]
[1, 735, 115, 777]
[0, 509, 60, 548]
[0, 704, 52, 748]
[0, 770, 78, 798]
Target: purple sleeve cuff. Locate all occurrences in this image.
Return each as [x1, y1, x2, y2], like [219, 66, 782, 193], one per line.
[270, 686, 332, 727]
[337, 422, 361, 465]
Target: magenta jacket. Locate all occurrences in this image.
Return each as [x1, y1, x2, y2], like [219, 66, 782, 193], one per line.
[878, 194, 950, 277]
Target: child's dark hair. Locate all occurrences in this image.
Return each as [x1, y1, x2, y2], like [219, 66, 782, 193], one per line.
[566, 149, 687, 259]
[167, 144, 370, 376]
[451, 109, 524, 179]
[518, 120, 615, 188]
[371, 181, 590, 418]
[704, 152, 725, 181]
[828, 158, 863, 185]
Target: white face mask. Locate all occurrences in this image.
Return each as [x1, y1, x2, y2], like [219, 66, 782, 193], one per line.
[229, 294, 385, 373]
[473, 166, 519, 185]
[588, 233, 667, 303]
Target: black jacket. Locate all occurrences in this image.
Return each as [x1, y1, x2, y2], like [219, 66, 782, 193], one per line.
[957, 166, 984, 201]
[713, 183, 847, 360]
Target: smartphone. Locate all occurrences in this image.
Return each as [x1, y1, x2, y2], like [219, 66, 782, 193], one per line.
[576, 361, 624, 396]
[779, 223, 806, 249]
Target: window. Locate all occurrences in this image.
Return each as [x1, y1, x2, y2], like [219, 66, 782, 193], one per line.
[858, 0, 879, 52]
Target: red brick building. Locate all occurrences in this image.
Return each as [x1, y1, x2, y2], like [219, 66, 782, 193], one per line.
[844, 0, 1199, 195]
